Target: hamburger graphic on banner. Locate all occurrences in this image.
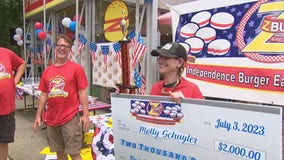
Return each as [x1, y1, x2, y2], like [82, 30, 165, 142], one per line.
[104, 0, 129, 42]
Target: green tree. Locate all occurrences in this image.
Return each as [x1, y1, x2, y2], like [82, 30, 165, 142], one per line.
[0, 0, 22, 54]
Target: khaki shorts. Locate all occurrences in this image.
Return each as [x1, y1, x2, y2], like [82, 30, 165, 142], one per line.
[47, 115, 82, 155]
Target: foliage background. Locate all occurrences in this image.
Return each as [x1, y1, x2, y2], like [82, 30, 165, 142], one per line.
[0, 0, 22, 55]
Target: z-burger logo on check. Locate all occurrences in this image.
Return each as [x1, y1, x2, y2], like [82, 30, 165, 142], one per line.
[130, 100, 184, 125]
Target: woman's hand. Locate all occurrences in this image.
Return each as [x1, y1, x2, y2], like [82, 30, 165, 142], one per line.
[169, 91, 185, 103]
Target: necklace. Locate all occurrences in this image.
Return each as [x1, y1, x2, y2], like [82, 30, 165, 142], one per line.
[161, 78, 180, 95]
[163, 80, 179, 88]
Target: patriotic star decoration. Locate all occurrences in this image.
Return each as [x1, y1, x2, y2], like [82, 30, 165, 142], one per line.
[89, 41, 97, 61]
[89, 42, 97, 52]
[78, 34, 87, 53]
[127, 29, 136, 47]
[113, 42, 122, 66]
[101, 45, 110, 69]
[134, 69, 142, 88]
[101, 45, 109, 55]
[79, 34, 87, 44]
[134, 71, 146, 95]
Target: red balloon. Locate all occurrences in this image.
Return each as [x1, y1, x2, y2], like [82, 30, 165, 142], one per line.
[66, 32, 74, 39]
[73, 14, 85, 25]
[38, 31, 46, 40]
[34, 22, 43, 29]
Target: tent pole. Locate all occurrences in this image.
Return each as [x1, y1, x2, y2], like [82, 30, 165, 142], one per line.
[23, 0, 27, 79]
[43, 0, 47, 70]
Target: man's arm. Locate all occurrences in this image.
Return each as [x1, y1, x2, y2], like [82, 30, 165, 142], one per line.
[14, 61, 27, 84]
[33, 92, 47, 134]
[79, 89, 90, 132]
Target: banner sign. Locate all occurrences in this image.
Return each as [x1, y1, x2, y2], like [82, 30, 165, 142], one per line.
[111, 94, 282, 160]
[24, 0, 66, 17]
[171, 0, 284, 105]
[186, 64, 284, 92]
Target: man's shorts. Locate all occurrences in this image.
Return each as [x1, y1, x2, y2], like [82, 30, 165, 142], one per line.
[0, 112, 15, 143]
[47, 115, 82, 155]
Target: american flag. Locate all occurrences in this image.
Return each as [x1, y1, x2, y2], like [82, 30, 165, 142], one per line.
[89, 42, 97, 53]
[89, 42, 97, 64]
[36, 52, 42, 62]
[139, 87, 146, 95]
[142, 74, 146, 86]
[127, 29, 136, 48]
[46, 39, 51, 52]
[113, 42, 121, 67]
[78, 34, 87, 54]
[132, 34, 147, 66]
[134, 69, 146, 95]
[39, 46, 44, 61]
[101, 45, 109, 70]
[138, 62, 146, 85]
[28, 46, 34, 60]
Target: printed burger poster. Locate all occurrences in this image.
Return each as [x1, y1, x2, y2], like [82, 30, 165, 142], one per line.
[173, 0, 284, 105]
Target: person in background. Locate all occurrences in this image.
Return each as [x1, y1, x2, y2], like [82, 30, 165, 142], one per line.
[0, 47, 26, 160]
[150, 42, 203, 103]
[33, 34, 90, 160]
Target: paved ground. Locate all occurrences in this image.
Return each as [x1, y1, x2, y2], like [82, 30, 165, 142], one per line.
[9, 97, 47, 160]
[9, 96, 110, 160]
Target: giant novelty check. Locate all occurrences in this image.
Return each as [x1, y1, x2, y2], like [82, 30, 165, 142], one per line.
[111, 94, 282, 160]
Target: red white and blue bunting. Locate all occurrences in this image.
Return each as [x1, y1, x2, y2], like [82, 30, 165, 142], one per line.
[90, 30, 147, 93]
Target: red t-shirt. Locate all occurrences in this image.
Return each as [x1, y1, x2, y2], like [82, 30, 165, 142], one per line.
[150, 77, 204, 99]
[38, 61, 88, 126]
[0, 47, 24, 115]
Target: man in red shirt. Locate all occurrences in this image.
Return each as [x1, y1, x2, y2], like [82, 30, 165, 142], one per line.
[0, 47, 26, 160]
[150, 42, 203, 103]
[33, 35, 90, 160]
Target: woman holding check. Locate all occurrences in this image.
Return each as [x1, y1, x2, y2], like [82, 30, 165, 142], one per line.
[150, 42, 204, 103]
